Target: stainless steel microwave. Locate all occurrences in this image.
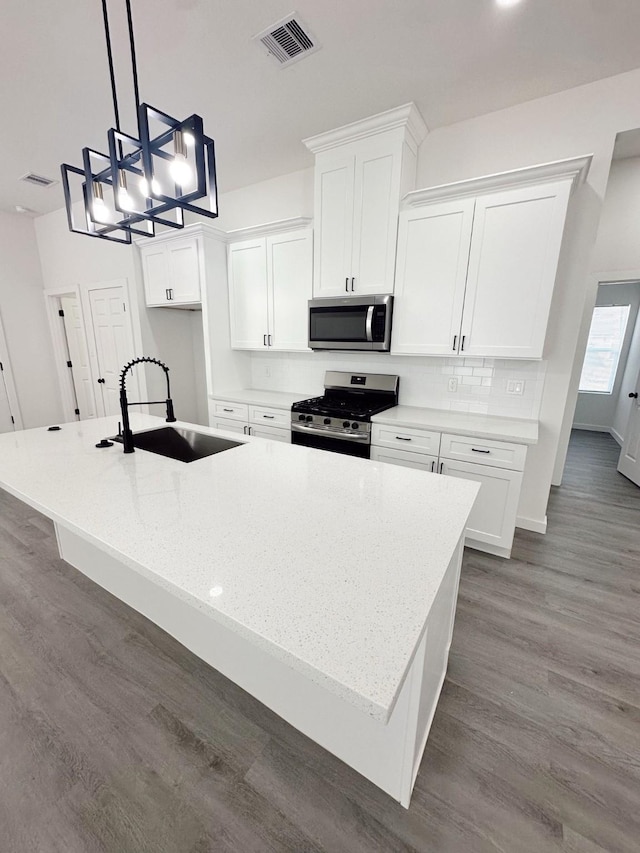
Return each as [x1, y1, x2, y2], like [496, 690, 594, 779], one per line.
[308, 294, 393, 351]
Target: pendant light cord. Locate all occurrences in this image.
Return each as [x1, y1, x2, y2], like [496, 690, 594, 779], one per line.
[101, 0, 120, 132]
[125, 0, 141, 132]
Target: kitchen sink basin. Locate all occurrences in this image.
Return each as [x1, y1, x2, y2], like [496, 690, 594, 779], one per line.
[112, 426, 244, 463]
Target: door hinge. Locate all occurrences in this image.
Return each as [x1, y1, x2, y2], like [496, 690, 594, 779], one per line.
[58, 308, 65, 317]
[0, 361, 3, 371]
[74, 408, 80, 416]
[66, 360, 72, 368]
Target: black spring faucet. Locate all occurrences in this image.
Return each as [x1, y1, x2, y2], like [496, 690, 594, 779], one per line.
[119, 357, 176, 453]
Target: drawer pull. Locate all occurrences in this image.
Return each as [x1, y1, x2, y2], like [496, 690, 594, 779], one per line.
[439, 461, 444, 474]
[223, 408, 233, 413]
[396, 436, 412, 441]
[472, 448, 490, 453]
[431, 460, 435, 472]
[263, 415, 275, 419]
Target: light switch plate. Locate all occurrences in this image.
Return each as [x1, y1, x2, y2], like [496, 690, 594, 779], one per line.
[506, 379, 525, 395]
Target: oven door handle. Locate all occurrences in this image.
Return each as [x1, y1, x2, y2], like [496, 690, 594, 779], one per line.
[365, 305, 374, 342]
[291, 423, 370, 442]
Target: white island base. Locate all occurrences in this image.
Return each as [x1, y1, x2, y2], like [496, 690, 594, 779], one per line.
[56, 522, 463, 808]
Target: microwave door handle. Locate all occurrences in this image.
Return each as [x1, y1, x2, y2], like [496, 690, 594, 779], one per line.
[365, 305, 374, 342]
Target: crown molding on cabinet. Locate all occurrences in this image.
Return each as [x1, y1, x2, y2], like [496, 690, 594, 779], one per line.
[302, 103, 428, 155]
[225, 217, 312, 242]
[133, 221, 228, 247]
[401, 154, 593, 209]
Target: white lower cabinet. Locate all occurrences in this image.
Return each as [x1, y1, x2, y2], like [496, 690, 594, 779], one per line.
[371, 423, 526, 557]
[209, 398, 290, 443]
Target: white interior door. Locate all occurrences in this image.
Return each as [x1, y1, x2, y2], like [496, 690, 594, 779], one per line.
[60, 296, 96, 420]
[618, 371, 640, 486]
[88, 285, 139, 417]
[0, 365, 15, 433]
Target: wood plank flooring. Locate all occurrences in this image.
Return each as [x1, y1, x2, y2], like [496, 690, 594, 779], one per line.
[0, 429, 638, 852]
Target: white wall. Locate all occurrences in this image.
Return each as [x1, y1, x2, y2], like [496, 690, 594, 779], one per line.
[573, 282, 640, 432]
[590, 156, 640, 273]
[0, 211, 62, 427]
[34, 207, 201, 424]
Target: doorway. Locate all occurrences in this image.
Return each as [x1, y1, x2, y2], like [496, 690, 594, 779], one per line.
[0, 312, 23, 433]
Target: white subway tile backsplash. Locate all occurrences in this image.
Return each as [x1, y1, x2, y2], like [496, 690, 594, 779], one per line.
[249, 352, 545, 419]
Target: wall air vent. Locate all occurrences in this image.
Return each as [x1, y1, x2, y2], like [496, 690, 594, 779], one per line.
[254, 14, 319, 67]
[20, 172, 57, 188]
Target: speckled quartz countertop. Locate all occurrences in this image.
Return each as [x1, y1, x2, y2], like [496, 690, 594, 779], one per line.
[0, 414, 478, 723]
[210, 389, 314, 409]
[372, 406, 539, 445]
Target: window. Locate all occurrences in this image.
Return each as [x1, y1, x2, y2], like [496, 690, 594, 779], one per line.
[579, 305, 631, 394]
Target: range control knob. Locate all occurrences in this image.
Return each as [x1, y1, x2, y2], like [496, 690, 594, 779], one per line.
[298, 414, 306, 421]
[305, 415, 313, 422]
[351, 422, 359, 430]
[324, 418, 331, 425]
[343, 421, 350, 429]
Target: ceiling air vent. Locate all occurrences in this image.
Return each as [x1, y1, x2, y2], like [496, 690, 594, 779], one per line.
[254, 14, 319, 67]
[20, 172, 57, 188]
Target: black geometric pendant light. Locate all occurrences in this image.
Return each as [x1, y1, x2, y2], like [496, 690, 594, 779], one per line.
[61, 0, 218, 243]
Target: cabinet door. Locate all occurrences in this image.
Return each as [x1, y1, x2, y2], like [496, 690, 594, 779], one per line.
[440, 459, 522, 553]
[460, 180, 571, 358]
[210, 416, 248, 436]
[141, 244, 170, 305]
[166, 237, 201, 303]
[351, 143, 401, 294]
[248, 424, 290, 443]
[267, 230, 312, 351]
[371, 446, 438, 471]
[228, 239, 269, 349]
[392, 199, 475, 355]
[313, 155, 355, 297]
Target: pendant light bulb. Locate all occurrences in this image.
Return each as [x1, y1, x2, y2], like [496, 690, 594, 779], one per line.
[139, 175, 162, 197]
[91, 181, 111, 223]
[118, 171, 135, 212]
[170, 130, 193, 187]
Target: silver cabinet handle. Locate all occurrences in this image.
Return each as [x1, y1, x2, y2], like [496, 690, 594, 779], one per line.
[268, 334, 272, 346]
[345, 277, 349, 293]
[263, 334, 267, 347]
[439, 462, 444, 474]
[472, 448, 490, 454]
[431, 460, 435, 472]
[461, 335, 466, 351]
[396, 436, 411, 441]
[223, 408, 233, 412]
[351, 277, 355, 292]
[452, 335, 457, 351]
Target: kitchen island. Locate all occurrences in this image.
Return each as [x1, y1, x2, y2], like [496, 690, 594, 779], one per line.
[0, 414, 478, 807]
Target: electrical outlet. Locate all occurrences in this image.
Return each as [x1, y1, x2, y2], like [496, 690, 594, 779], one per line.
[506, 379, 525, 395]
[448, 377, 458, 392]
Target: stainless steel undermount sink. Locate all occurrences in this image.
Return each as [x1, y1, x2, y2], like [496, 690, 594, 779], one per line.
[112, 426, 244, 463]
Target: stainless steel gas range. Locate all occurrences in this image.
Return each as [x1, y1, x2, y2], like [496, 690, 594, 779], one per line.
[291, 371, 399, 458]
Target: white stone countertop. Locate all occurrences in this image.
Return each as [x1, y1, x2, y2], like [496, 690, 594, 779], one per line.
[0, 414, 478, 723]
[372, 406, 539, 445]
[210, 389, 315, 409]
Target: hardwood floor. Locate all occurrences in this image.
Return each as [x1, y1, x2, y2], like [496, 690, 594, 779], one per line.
[0, 429, 638, 852]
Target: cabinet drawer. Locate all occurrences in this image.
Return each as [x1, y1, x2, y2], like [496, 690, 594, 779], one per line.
[209, 399, 249, 422]
[440, 433, 526, 471]
[371, 446, 438, 471]
[249, 405, 290, 429]
[371, 424, 441, 456]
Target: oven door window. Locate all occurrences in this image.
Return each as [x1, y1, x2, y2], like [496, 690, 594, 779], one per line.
[309, 305, 369, 343]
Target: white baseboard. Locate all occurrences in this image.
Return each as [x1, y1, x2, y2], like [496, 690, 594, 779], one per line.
[572, 423, 611, 432]
[610, 428, 624, 446]
[516, 515, 547, 535]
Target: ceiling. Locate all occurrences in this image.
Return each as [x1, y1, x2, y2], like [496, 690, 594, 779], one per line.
[4, 0, 640, 217]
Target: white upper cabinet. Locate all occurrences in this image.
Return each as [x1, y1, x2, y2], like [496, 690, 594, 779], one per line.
[460, 182, 571, 358]
[228, 220, 313, 351]
[304, 104, 427, 298]
[391, 156, 591, 359]
[139, 232, 203, 307]
[393, 198, 475, 356]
